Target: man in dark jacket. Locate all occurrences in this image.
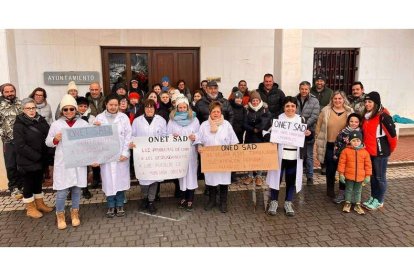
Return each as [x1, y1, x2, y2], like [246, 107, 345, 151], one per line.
[296, 81, 320, 185]
[195, 81, 234, 124]
[86, 82, 106, 117]
[310, 73, 333, 110]
[257, 73, 285, 119]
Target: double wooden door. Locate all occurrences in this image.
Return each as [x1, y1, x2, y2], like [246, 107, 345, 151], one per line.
[101, 47, 200, 95]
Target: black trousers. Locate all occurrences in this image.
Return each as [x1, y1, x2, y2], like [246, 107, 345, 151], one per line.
[3, 142, 23, 190]
[22, 169, 43, 199]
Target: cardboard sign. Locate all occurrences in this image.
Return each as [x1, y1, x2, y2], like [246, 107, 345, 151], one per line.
[133, 135, 191, 180]
[62, 125, 120, 168]
[270, 119, 306, 147]
[201, 143, 278, 172]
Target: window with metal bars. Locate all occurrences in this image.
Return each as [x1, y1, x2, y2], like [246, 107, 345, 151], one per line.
[313, 48, 359, 94]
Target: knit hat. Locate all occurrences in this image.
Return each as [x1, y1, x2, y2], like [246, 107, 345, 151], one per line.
[249, 91, 261, 102]
[315, 73, 327, 82]
[161, 76, 170, 83]
[76, 96, 89, 106]
[365, 91, 381, 106]
[60, 94, 78, 111]
[130, 79, 138, 83]
[349, 131, 362, 142]
[171, 90, 182, 102]
[175, 95, 189, 107]
[129, 92, 140, 100]
[207, 80, 218, 87]
[234, 91, 243, 99]
[21, 97, 35, 107]
[67, 81, 78, 92]
[115, 82, 128, 92]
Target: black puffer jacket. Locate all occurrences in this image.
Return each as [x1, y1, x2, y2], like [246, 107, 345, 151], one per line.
[257, 82, 285, 119]
[243, 105, 272, 143]
[195, 92, 234, 124]
[229, 100, 245, 143]
[13, 114, 50, 172]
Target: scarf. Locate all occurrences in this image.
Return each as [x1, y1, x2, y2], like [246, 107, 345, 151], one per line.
[248, 101, 263, 112]
[173, 111, 196, 127]
[208, 115, 224, 133]
[23, 112, 40, 122]
[353, 144, 364, 150]
[36, 102, 46, 109]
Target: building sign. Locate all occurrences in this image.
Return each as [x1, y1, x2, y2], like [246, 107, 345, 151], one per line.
[44, 71, 100, 85]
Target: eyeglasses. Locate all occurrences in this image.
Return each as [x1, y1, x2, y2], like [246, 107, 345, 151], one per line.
[63, 108, 75, 112]
[24, 107, 36, 111]
[34, 94, 44, 97]
[144, 106, 155, 109]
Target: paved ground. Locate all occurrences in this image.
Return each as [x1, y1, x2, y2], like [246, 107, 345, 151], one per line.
[0, 164, 413, 247]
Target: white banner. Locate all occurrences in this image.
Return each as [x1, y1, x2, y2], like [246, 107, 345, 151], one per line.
[62, 125, 120, 168]
[270, 119, 306, 147]
[133, 135, 191, 181]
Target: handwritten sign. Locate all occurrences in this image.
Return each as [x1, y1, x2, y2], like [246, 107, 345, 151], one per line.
[270, 119, 306, 147]
[62, 125, 120, 168]
[132, 135, 191, 180]
[201, 143, 278, 172]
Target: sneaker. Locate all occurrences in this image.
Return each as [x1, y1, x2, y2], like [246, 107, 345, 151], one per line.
[178, 199, 186, 209]
[11, 187, 23, 200]
[362, 196, 374, 207]
[354, 203, 365, 215]
[342, 202, 352, 213]
[267, 200, 278, 216]
[116, 206, 125, 217]
[123, 197, 128, 204]
[306, 177, 314, 185]
[185, 201, 193, 212]
[255, 176, 263, 186]
[366, 198, 384, 210]
[333, 190, 345, 204]
[106, 207, 115, 218]
[82, 188, 92, 199]
[243, 176, 254, 185]
[147, 202, 157, 214]
[284, 201, 295, 217]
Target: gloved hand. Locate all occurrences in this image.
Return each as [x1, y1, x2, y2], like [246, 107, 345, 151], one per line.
[339, 174, 346, 183]
[363, 176, 370, 185]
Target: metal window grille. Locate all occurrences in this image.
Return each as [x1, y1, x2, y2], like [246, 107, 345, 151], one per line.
[313, 48, 359, 94]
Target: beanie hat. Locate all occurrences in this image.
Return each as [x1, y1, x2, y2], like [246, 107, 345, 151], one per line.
[207, 80, 218, 87]
[365, 91, 381, 106]
[21, 97, 35, 107]
[315, 73, 327, 82]
[115, 82, 128, 91]
[161, 76, 170, 83]
[349, 130, 362, 142]
[234, 91, 243, 99]
[67, 81, 78, 92]
[175, 94, 189, 107]
[249, 91, 262, 102]
[76, 96, 89, 106]
[129, 92, 140, 100]
[60, 94, 78, 111]
[171, 90, 182, 102]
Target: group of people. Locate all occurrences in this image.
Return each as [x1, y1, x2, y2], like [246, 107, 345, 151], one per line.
[0, 72, 397, 230]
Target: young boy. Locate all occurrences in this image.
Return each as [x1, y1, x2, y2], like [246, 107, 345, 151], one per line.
[337, 131, 372, 215]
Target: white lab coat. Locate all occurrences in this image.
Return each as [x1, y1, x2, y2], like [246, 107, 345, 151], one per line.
[167, 117, 200, 191]
[45, 117, 89, 190]
[266, 113, 303, 192]
[195, 119, 239, 186]
[95, 111, 132, 196]
[131, 114, 167, 185]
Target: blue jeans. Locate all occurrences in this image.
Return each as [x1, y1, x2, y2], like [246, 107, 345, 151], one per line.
[56, 187, 81, 212]
[370, 156, 389, 203]
[304, 139, 315, 178]
[106, 191, 125, 208]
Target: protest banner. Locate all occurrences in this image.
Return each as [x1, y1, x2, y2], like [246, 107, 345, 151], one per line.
[132, 135, 191, 180]
[62, 125, 120, 168]
[201, 143, 278, 172]
[270, 119, 306, 147]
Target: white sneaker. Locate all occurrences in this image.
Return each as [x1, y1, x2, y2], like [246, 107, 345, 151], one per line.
[284, 201, 295, 216]
[11, 187, 23, 200]
[267, 200, 278, 216]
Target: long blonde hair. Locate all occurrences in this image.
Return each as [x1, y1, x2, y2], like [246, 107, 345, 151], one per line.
[329, 90, 351, 109]
[169, 103, 195, 120]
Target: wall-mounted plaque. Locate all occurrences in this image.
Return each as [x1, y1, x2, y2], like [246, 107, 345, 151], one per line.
[44, 71, 100, 85]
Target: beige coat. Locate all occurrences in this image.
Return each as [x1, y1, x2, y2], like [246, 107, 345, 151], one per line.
[315, 105, 353, 163]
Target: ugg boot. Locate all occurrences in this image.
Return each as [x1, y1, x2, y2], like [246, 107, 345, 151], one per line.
[23, 197, 43, 218]
[204, 186, 217, 211]
[219, 185, 228, 213]
[56, 211, 67, 230]
[34, 193, 53, 213]
[70, 208, 80, 227]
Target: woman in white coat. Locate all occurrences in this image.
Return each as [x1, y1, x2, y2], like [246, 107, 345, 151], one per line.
[94, 94, 132, 218]
[46, 94, 89, 230]
[131, 99, 167, 214]
[167, 95, 200, 211]
[196, 101, 239, 213]
[266, 96, 311, 217]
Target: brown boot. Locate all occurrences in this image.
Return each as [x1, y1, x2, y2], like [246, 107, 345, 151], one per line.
[70, 208, 80, 227]
[34, 193, 54, 213]
[56, 211, 67, 230]
[24, 198, 43, 219]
